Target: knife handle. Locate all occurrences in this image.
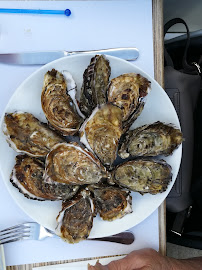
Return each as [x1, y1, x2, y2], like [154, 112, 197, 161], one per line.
[88, 231, 135, 245]
[67, 47, 139, 61]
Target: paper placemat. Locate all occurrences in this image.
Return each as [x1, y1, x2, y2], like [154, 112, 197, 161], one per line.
[0, 0, 158, 267]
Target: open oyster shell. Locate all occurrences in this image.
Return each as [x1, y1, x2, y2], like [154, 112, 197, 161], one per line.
[119, 121, 183, 159]
[113, 159, 172, 194]
[56, 190, 95, 243]
[3, 112, 64, 158]
[80, 104, 123, 170]
[79, 55, 111, 117]
[10, 155, 79, 201]
[107, 73, 151, 130]
[88, 185, 132, 221]
[41, 69, 83, 136]
[45, 142, 108, 185]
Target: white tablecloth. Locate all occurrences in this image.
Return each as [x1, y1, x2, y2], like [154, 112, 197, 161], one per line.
[0, 0, 159, 267]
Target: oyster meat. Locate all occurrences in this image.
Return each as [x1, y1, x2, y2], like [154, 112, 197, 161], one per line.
[79, 55, 111, 117]
[119, 122, 183, 159]
[41, 69, 83, 136]
[89, 185, 132, 221]
[11, 155, 79, 201]
[3, 112, 64, 158]
[113, 159, 172, 194]
[45, 142, 108, 185]
[108, 73, 151, 130]
[80, 104, 123, 169]
[56, 190, 95, 243]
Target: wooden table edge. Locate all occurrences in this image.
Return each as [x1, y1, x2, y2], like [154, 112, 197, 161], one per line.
[6, 1, 165, 269]
[7, 255, 127, 270]
[152, 0, 166, 256]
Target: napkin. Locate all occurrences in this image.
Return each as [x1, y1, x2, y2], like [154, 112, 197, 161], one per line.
[0, 0, 158, 267]
[33, 256, 125, 270]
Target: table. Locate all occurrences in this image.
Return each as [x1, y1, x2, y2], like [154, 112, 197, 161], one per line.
[152, 0, 166, 257]
[5, 1, 165, 269]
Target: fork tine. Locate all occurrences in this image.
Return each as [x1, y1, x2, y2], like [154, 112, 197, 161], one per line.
[0, 228, 30, 237]
[0, 224, 24, 233]
[0, 223, 31, 234]
[0, 223, 39, 245]
[0, 235, 30, 245]
[0, 223, 32, 245]
[0, 232, 30, 242]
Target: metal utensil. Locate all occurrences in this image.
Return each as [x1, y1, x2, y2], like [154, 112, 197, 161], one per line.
[0, 47, 139, 65]
[0, 222, 135, 245]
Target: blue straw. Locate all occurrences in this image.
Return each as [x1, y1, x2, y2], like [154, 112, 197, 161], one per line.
[0, 8, 71, 16]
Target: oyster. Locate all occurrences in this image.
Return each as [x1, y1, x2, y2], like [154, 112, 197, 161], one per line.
[11, 155, 79, 201]
[45, 142, 107, 185]
[119, 122, 183, 159]
[113, 159, 172, 194]
[41, 69, 83, 136]
[89, 185, 132, 221]
[80, 104, 123, 169]
[3, 112, 64, 158]
[107, 73, 151, 130]
[79, 55, 111, 117]
[56, 190, 95, 243]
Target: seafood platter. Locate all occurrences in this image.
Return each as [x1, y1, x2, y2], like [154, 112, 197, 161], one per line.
[0, 55, 182, 243]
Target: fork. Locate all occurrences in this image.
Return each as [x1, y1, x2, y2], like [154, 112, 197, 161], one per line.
[0, 222, 134, 245]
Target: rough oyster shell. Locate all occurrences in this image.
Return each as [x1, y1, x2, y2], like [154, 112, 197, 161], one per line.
[79, 55, 111, 117]
[41, 69, 83, 136]
[107, 73, 151, 130]
[80, 104, 123, 169]
[88, 185, 132, 221]
[56, 190, 95, 243]
[113, 159, 172, 194]
[10, 155, 79, 201]
[119, 121, 183, 159]
[45, 142, 108, 185]
[3, 112, 64, 158]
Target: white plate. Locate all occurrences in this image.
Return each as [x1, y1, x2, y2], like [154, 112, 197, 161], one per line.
[0, 54, 182, 238]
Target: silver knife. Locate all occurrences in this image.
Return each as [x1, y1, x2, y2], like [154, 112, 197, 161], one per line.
[0, 47, 139, 65]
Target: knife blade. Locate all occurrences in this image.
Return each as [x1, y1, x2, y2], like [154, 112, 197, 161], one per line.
[0, 47, 139, 65]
